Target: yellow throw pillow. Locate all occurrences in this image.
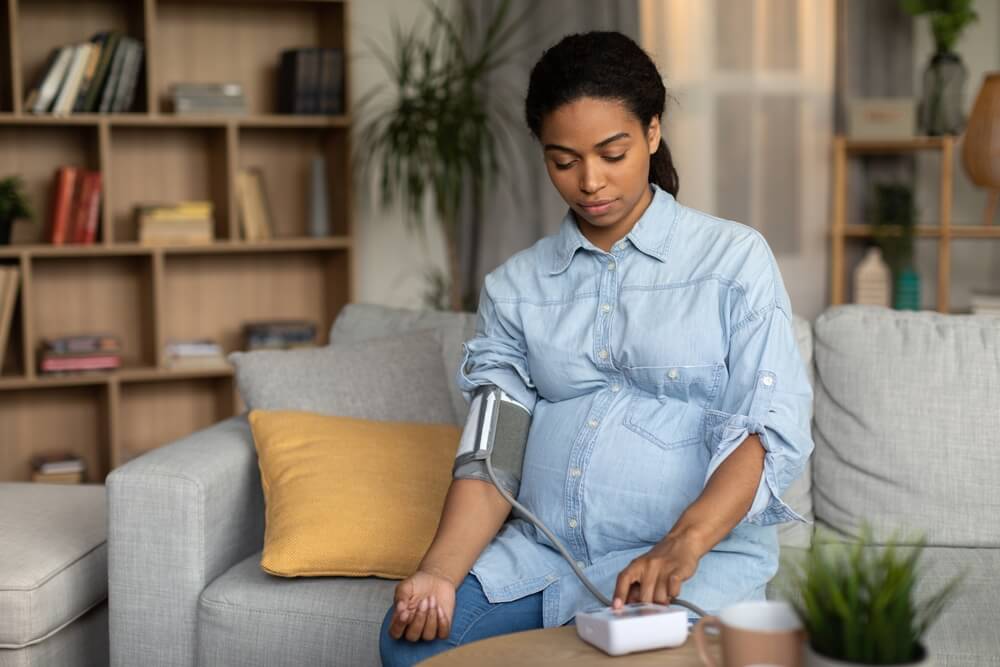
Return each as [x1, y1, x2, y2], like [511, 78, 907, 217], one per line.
[248, 409, 460, 579]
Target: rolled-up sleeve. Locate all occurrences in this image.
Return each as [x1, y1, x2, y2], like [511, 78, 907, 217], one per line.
[705, 242, 814, 527]
[456, 280, 537, 413]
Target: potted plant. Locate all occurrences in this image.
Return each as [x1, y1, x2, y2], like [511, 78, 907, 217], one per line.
[0, 176, 33, 246]
[901, 0, 979, 135]
[786, 524, 963, 666]
[355, 0, 531, 311]
[871, 183, 920, 310]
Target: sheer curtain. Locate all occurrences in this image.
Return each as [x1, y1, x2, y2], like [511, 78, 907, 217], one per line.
[639, 0, 835, 319]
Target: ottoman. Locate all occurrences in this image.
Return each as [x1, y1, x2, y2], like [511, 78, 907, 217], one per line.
[0, 482, 108, 667]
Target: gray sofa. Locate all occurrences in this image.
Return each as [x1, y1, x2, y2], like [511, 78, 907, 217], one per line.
[107, 303, 1000, 666]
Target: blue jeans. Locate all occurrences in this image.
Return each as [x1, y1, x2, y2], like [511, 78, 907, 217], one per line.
[379, 573, 551, 667]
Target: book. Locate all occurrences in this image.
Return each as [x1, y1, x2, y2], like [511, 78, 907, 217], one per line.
[112, 38, 143, 112]
[48, 166, 80, 245]
[30, 451, 85, 473]
[39, 354, 121, 373]
[0, 267, 20, 371]
[236, 168, 274, 241]
[99, 36, 130, 113]
[23, 48, 61, 111]
[72, 34, 105, 112]
[84, 32, 120, 112]
[33, 471, 84, 484]
[318, 48, 344, 114]
[42, 334, 121, 354]
[52, 43, 92, 115]
[32, 46, 74, 113]
[68, 170, 102, 244]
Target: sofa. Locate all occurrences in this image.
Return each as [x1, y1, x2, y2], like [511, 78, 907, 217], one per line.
[107, 303, 1000, 666]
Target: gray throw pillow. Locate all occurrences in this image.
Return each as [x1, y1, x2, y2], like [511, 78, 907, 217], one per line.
[228, 329, 455, 424]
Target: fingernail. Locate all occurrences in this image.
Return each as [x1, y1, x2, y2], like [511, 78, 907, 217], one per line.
[419, 598, 428, 612]
[400, 610, 409, 621]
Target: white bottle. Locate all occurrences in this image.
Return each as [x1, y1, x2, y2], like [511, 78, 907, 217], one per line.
[853, 246, 891, 308]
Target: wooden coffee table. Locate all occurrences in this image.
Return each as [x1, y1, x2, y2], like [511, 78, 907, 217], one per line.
[420, 625, 720, 666]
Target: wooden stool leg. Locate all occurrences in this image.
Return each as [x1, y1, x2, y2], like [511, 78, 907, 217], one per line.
[985, 189, 999, 226]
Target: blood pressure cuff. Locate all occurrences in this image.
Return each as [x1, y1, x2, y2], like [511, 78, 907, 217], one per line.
[452, 385, 531, 497]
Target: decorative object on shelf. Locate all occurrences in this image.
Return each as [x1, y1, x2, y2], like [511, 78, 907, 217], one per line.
[0, 176, 33, 246]
[309, 155, 330, 238]
[872, 183, 920, 310]
[901, 0, 978, 136]
[783, 524, 962, 667]
[277, 48, 343, 114]
[846, 98, 916, 139]
[0, 266, 22, 373]
[171, 82, 246, 115]
[355, 0, 531, 311]
[136, 201, 213, 245]
[961, 72, 1000, 226]
[235, 167, 274, 241]
[242, 320, 316, 351]
[38, 334, 121, 374]
[853, 246, 892, 307]
[24, 31, 144, 115]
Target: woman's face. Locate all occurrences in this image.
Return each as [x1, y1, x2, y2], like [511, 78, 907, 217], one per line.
[540, 96, 660, 235]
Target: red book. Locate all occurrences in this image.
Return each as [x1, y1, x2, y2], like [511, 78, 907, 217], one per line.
[48, 166, 79, 245]
[68, 172, 90, 245]
[40, 354, 121, 372]
[71, 171, 102, 244]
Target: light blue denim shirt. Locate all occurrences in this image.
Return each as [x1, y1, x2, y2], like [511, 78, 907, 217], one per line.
[456, 182, 814, 628]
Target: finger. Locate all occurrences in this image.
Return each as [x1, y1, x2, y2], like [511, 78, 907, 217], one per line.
[436, 605, 451, 639]
[404, 597, 429, 642]
[389, 607, 409, 640]
[653, 578, 671, 605]
[394, 579, 414, 604]
[668, 572, 683, 600]
[421, 597, 439, 641]
[638, 566, 657, 604]
[613, 568, 638, 608]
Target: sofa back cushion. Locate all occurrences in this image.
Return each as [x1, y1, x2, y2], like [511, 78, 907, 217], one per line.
[329, 303, 477, 425]
[812, 305, 1000, 547]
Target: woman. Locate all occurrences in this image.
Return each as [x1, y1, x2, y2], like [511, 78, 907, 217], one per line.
[379, 30, 813, 666]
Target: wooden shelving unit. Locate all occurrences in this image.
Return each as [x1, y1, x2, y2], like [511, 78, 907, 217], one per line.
[0, 0, 353, 482]
[830, 135, 956, 313]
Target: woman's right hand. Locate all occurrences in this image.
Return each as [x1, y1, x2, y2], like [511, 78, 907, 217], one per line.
[387, 569, 458, 642]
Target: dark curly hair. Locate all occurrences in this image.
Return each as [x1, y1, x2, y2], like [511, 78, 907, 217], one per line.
[524, 31, 679, 197]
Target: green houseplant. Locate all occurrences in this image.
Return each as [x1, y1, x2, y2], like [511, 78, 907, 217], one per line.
[0, 176, 33, 246]
[355, 0, 531, 311]
[787, 525, 963, 666]
[901, 0, 979, 135]
[871, 183, 920, 310]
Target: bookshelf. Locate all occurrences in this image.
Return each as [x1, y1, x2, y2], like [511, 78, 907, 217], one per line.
[0, 0, 354, 482]
[830, 135, 961, 313]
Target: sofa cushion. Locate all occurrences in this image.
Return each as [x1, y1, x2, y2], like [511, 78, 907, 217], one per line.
[328, 303, 477, 425]
[197, 552, 395, 667]
[0, 482, 106, 649]
[229, 329, 455, 425]
[812, 306, 1000, 547]
[249, 409, 459, 579]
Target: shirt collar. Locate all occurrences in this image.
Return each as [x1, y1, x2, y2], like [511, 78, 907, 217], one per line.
[548, 182, 678, 275]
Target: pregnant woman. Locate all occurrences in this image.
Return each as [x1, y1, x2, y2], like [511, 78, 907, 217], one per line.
[379, 30, 813, 667]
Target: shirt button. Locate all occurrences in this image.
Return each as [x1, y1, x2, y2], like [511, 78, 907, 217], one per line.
[577, 561, 586, 569]
[601, 303, 611, 313]
[598, 349, 609, 359]
[610, 383, 621, 393]
[607, 261, 616, 271]
[762, 375, 774, 386]
[667, 368, 679, 380]
[568, 518, 578, 528]
[546, 574, 556, 582]
[570, 467, 582, 477]
[587, 418, 599, 428]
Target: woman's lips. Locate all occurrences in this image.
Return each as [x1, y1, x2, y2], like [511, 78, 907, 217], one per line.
[579, 199, 616, 216]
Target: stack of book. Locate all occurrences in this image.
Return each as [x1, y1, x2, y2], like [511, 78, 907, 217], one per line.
[243, 320, 317, 350]
[39, 334, 121, 374]
[31, 452, 86, 484]
[235, 168, 274, 241]
[970, 291, 1000, 316]
[277, 48, 343, 114]
[46, 166, 102, 245]
[164, 338, 228, 370]
[25, 31, 144, 115]
[0, 266, 21, 374]
[137, 201, 214, 245]
[171, 82, 246, 115]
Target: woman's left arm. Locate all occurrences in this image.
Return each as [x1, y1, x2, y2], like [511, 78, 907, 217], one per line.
[613, 235, 814, 608]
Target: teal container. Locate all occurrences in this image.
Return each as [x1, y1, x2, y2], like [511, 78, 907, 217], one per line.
[894, 267, 921, 310]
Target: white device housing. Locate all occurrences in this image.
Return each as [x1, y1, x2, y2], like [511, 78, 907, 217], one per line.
[575, 604, 689, 656]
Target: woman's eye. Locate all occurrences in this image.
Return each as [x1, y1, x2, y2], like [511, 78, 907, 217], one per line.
[604, 154, 626, 162]
[555, 161, 575, 170]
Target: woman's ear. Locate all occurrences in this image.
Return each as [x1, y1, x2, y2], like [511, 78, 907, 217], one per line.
[647, 116, 662, 153]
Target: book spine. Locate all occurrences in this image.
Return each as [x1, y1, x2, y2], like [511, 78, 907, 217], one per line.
[48, 167, 79, 245]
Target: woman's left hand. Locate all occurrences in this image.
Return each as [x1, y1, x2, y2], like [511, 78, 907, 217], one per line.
[611, 531, 703, 608]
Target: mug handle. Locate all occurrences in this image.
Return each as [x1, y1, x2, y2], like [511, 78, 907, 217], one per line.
[693, 615, 722, 667]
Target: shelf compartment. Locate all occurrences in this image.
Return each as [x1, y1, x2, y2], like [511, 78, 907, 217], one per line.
[109, 125, 229, 242]
[0, 125, 101, 244]
[117, 376, 234, 465]
[0, 385, 107, 482]
[30, 255, 156, 370]
[238, 126, 349, 238]
[161, 251, 345, 356]
[154, 0, 344, 115]
[16, 0, 148, 114]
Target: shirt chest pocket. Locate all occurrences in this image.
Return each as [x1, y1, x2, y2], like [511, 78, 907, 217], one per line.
[622, 363, 724, 450]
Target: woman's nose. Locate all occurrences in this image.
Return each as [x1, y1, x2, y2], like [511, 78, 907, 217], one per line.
[578, 161, 606, 194]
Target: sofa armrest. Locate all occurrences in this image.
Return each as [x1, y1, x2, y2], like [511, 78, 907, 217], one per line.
[107, 413, 264, 667]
